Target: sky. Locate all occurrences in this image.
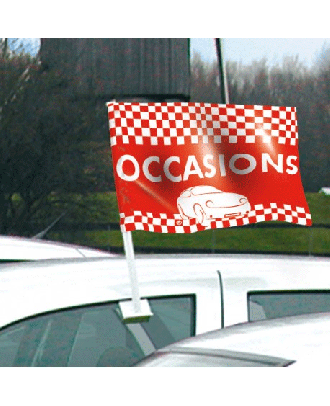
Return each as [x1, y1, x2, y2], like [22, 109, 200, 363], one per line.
[191, 38, 330, 67]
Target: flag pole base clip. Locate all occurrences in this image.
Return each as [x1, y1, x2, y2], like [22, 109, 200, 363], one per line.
[119, 299, 153, 324]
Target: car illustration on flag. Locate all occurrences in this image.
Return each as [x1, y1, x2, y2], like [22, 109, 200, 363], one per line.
[177, 186, 251, 225]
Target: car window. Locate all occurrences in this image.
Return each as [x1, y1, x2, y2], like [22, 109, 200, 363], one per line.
[0, 295, 195, 367]
[248, 290, 330, 322]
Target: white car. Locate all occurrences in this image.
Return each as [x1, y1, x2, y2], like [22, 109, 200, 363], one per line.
[0, 235, 117, 261]
[177, 186, 251, 224]
[0, 255, 222, 367]
[0, 254, 330, 366]
[135, 312, 330, 367]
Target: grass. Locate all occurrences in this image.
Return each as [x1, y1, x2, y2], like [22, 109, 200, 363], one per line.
[48, 192, 330, 256]
[305, 193, 330, 224]
[64, 228, 326, 255]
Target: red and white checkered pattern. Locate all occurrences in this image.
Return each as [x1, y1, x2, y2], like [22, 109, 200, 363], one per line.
[108, 101, 311, 233]
[108, 102, 299, 147]
[119, 204, 311, 233]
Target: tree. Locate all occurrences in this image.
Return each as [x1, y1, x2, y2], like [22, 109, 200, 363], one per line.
[190, 52, 221, 103]
[0, 51, 113, 235]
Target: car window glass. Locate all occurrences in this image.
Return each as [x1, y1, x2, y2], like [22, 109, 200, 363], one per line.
[0, 295, 195, 367]
[140, 296, 195, 349]
[248, 290, 330, 321]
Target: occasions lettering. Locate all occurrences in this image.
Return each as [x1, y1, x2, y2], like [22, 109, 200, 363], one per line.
[116, 153, 298, 183]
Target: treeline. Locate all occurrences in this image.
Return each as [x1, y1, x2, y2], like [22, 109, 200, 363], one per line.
[0, 49, 113, 234]
[190, 49, 330, 192]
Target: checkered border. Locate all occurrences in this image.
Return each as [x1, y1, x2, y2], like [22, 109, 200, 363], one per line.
[119, 203, 312, 233]
[108, 102, 299, 147]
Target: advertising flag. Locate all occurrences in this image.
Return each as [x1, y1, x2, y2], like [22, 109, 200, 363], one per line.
[108, 102, 311, 233]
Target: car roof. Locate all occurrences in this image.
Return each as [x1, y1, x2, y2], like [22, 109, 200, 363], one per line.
[164, 312, 330, 364]
[0, 235, 117, 260]
[0, 254, 223, 329]
[0, 253, 330, 330]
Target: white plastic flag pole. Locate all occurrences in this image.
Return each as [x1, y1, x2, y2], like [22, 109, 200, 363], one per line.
[120, 231, 153, 322]
[122, 230, 141, 313]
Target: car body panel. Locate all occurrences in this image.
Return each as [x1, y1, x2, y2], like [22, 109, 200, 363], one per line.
[217, 255, 330, 326]
[0, 256, 222, 334]
[0, 235, 116, 261]
[135, 312, 330, 367]
[1, 254, 330, 367]
[1, 254, 330, 330]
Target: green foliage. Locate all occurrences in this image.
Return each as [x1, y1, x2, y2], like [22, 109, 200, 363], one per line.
[307, 193, 330, 224]
[34, 192, 119, 226]
[52, 225, 329, 256]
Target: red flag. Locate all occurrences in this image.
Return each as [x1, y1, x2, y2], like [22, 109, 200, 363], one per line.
[108, 102, 311, 233]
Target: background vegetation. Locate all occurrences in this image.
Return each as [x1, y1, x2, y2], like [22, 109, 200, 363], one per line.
[45, 191, 330, 256]
[1, 39, 329, 255]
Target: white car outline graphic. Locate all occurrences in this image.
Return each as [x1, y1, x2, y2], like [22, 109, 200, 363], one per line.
[177, 185, 251, 225]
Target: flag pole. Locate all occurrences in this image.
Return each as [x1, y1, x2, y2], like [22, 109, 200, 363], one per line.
[122, 230, 141, 313]
[107, 100, 152, 323]
[119, 229, 153, 322]
[215, 38, 229, 104]
[213, 39, 229, 254]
